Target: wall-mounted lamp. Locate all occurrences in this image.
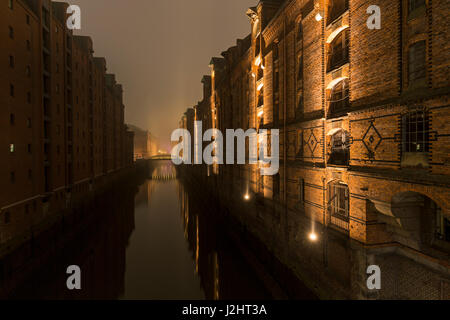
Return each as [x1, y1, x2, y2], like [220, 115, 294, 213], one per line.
[308, 232, 318, 241]
[244, 193, 250, 201]
[315, 12, 323, 22]
[255, 55, 262, 66]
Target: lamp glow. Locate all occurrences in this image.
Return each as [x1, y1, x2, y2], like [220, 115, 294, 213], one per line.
[315, 13, 323, 21]
[308, 232, 318, 241]
[244, 194, 250, 200]
[257, 82, 264, 91]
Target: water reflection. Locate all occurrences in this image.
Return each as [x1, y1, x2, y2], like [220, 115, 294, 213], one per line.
[178, 181, 272, 300]
[1, 163, 274, 299]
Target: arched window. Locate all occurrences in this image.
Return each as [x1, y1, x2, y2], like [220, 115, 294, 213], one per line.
[328, 29, 349, 72]
[328, 129, 350, 165]
[329, 79, 349, 115]
[327, 0, 349, 25]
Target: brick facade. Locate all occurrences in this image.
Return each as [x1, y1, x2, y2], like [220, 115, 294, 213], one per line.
[180, 0, 450, 299]
[0, 0, 134, 247]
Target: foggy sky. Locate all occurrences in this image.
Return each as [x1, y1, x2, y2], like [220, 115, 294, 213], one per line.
[71, 0, 257, 150]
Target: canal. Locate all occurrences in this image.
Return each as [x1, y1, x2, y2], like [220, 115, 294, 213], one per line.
[2, 163, 283, 299]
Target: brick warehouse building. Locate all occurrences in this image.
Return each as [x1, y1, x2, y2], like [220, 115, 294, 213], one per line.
[0, 0, 133, 250]
[180, 0, 450, 299]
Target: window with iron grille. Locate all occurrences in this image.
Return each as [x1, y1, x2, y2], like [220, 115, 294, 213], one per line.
[329, 129, 350, 165]
[328, 182, 349, 220]
[328, 29, 349, 72]
[402, 107, 430, 153]
[327, 0, 349, 25]
[329, 79, 349, 115]
[408, 41, 426, 84]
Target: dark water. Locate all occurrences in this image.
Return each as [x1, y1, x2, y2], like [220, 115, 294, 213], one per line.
[1, 165, 272, 299]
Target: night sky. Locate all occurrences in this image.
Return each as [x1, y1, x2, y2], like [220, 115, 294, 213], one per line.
[70, 0, 257, 150]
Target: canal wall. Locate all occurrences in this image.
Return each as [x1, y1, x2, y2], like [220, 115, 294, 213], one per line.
[180, 168, 450, 300]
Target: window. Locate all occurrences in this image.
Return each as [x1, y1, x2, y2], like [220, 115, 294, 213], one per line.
[8, 0, 13, 10]
[435, 209, 450, 242]
[28, 169, 32, 180]
[9, 55, 14, 68]
[402, 107, 429, 153]
[329, 79, 349, 115]
[328, 182, 349, 220]
[329, 129, 350, 165]
[297, 55, 303, 81]
[295, 94, 303, 119]
[4, 212, 11, 224]
[9, 26, 14, 39]
[26, 40, 31, 50]
[297, 23, 303, 42]
[10, 114, 15, 125]
[409, 0, 426, 14]
[328, 0, 349, 25]
[26, 65, 31, 76]
[27, 144, 31, 153]
[408, 41, 426, 84]
[298, 178, 305, 206]
[296, 130, 303, 158]
[273, 41, 279, 62]
[27, 118, 31, 128]
[27, 92, 31, 103]
[274, 69, 279, 91]
[273, 173, 280, 200]
[10, 144, 14, 153]
[26, 14, 30, 25]
[10, 172, 15, 184]
[10, 84, 14, 97]
[328, 29, 349, 72]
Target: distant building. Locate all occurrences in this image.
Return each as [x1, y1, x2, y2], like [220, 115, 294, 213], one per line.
[127, 125, 159, 160]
